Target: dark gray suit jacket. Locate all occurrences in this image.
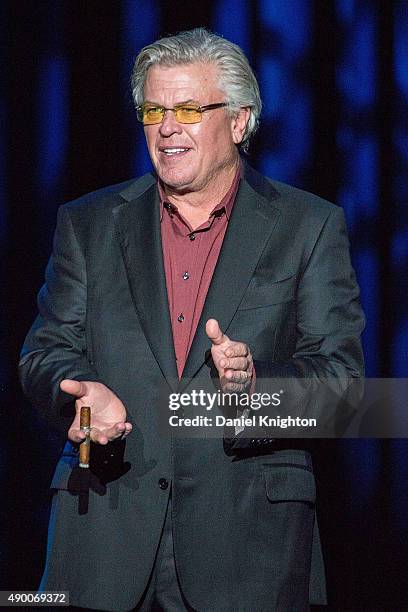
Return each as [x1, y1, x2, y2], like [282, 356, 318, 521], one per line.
[19, 162, 364, 611]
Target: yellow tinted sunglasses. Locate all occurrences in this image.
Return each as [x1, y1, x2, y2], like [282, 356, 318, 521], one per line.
[136, 102, 228, 125]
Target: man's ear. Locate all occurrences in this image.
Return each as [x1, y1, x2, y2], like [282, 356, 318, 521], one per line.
[231, 107, 251, 145]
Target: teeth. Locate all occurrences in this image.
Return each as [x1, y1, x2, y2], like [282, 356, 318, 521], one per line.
[163, 148, 189, 155]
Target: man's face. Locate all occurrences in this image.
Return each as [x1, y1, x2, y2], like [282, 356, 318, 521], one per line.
[143, 62, 245, 193]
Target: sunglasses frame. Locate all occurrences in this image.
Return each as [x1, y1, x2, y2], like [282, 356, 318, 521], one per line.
[136, 102, 228, 125]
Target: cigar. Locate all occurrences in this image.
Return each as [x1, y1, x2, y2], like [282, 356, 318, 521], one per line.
[79, 406, 91, 468]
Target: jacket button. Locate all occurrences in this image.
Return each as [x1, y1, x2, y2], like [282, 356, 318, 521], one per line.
[158, 478, 169, 490]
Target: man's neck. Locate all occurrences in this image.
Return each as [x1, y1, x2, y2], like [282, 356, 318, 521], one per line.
[163, 161, 240, 230]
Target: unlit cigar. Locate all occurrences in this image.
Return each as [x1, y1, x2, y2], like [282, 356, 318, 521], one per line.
[79, 406, 91, 468]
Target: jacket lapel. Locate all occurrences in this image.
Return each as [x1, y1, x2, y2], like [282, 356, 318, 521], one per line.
[111, 166, 282, 389]
[181, 164, 281, 383]
[112, 174, 179, 390]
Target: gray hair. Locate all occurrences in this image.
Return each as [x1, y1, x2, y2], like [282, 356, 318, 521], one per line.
[131, 27, 262, 153]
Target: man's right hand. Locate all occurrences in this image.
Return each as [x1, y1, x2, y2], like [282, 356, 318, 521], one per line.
[60, 379, 133, 445]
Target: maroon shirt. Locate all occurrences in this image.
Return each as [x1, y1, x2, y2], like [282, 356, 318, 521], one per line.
[160, 167, 241, 377]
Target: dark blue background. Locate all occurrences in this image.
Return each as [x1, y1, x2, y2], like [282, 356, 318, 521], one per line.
[2, 1, 407, 608]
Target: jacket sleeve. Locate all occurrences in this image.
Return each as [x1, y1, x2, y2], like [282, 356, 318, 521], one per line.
[19, 205, 102, 436]
[226, 206, 365, 453]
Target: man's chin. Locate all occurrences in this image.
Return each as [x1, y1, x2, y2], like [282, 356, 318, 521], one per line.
[158, 171, 196, 193]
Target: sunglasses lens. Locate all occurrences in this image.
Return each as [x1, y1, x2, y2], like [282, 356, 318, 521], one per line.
[138, 104, 203, 125]
[175, 105, 202, 124]
[142, 107, 165, 125]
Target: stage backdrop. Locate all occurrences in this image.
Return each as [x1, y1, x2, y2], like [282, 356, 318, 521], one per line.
[3, 1, 408, 607]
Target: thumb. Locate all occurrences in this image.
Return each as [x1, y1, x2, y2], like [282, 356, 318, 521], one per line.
[206, 319, 229, 346]
[60, 379, 87, 398]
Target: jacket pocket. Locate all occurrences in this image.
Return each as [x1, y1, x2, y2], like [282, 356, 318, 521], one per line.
[238, 273, 297, 310]
[262, 465, 316, 504]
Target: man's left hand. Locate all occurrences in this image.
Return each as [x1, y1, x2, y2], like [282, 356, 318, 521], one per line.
[206, 318, 253, 393]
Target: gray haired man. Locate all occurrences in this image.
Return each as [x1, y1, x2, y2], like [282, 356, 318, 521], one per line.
[20, 28, 364, 611]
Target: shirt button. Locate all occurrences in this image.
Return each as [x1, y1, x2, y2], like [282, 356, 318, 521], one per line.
[158, 478, 169, 490]
[189, 233, 196, 241]
[177, 313, 185, 322]
[182, 271, 190, 280]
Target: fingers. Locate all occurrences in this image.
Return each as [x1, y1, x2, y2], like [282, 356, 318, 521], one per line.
[219, 347, 253, 393]
[206, 319, 229, 346]
[223, 368, 252, 392]
[219, 356, 249, 371]
[68, 427, 88, 444]
[220, 350, 253, 380]
[223, 342, 248, 358]
[68, 422, 133, 445]
[221, 381, 248, 393]
[207, 319, 253, 391]
[60, 379, 87, 398]
[224, 368, 251, 382]
[93, 422, 132, 443]
[220, 374, 250, 393]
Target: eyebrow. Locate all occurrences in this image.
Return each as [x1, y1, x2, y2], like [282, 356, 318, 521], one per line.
[144, 99, 198, 107]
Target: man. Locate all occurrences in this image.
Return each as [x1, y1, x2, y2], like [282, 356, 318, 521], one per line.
[20, 28, 364, 611]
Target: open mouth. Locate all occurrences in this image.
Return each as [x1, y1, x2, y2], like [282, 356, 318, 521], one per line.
[160, 147, 191, 156]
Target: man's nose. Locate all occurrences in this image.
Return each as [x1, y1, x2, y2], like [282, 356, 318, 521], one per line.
[159, 109, 183, 136]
